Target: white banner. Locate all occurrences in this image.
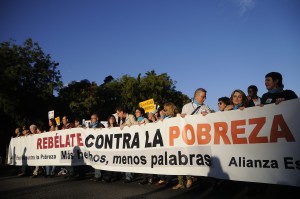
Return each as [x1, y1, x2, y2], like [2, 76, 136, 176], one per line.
[7, 99, 300, 187]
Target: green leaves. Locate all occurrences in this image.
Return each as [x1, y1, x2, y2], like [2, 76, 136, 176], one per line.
[0, 38, 62, 126]
[0, 38, 189, 128]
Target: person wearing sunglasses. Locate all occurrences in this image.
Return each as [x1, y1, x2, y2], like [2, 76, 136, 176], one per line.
[218, 97, 230, 112]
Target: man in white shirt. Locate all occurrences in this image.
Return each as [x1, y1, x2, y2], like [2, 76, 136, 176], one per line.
[174, 88, 211, 189]
[181, 88, 211, 117]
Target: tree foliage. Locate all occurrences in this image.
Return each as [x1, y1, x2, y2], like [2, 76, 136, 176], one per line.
[95, 71, 190, 119]
[58, 79, 98, 120]
[56, 71, 190, 121]
[114, 70, 189, 113]
[0, 38, 63, 160]
[0, 38, 62, 126]
[0, 38, 190, 161]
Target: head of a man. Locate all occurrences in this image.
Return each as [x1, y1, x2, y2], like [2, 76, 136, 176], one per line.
[91, 113, 98, 124]
[265, 72, 283, 90]
[29, 124, 37, 134]
[247, 85, 258, 98]
[62, 116, 70, 126]
[115, 106, 127, 119]
[194, 88, 207, 105]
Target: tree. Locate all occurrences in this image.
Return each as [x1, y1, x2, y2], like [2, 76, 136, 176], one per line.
[57, 79, 98, 120]
[0, 38, 62, 160]
[96, 80, 121, 120]
[0, 38, 62, 123]
[59, 71, 190, 120]
[96, 70, 189, 115]
[101, 75, 114, 85]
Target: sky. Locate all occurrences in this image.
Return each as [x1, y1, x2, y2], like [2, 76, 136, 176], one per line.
[1, 0, 300, 111]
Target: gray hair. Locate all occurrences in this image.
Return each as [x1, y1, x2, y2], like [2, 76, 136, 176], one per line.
[194, 88, 207, 98]
[29, 124, 37, 131]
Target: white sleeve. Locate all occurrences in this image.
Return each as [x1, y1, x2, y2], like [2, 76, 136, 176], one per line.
[181, 104, 188, 114]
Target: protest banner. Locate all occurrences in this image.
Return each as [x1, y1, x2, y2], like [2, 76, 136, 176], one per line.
[7, 99, 300, 187]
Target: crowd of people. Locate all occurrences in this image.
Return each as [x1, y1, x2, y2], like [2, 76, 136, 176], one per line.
[12, 72, 298, 190]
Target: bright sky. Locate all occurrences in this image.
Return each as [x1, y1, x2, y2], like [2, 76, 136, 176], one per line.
[1, 0, 299, 111]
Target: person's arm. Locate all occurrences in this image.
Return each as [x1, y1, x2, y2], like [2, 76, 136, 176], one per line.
[201, 105, 211, 116]
[129, 114, 137, 125]
[139, 118, 149, 125]
[180, 104, 188, 118]
[224, 105, 234, 111]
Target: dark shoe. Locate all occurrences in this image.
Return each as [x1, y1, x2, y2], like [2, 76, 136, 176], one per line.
[44, 175, 49, 178]
[103, 176, 111, 183]
[111, 176, 122, 182]
[75, 176, 85, 180]
[139, 179, 148, 185]
[90, 177, 101, 181]
[50, 175, 55, 178]
[67, 177, 74, 181]
[31, 175, 38, 178]
[65, 174, 76, 180]
[123, 179, 133, 183]
[18, 173, 25, 177]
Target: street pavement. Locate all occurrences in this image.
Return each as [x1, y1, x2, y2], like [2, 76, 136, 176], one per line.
[0, 165, 299, 199]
